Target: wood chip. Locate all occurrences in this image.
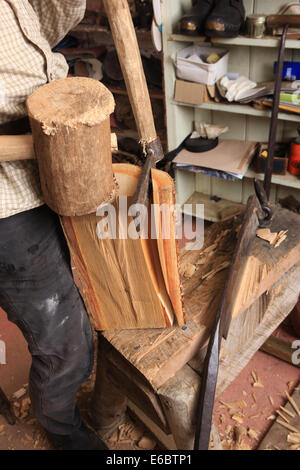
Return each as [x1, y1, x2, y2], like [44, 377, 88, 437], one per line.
[251, 370, 258, 382]
[276, 409, 290, 423]
[268, 395, 274, 406]
[12, 387, 26, 400]
[287, 381, 294, 391]
[247, 428, 260, 440]
[266, 415, 276, 420]
[279, 405, 295, 419]
[227, 400, 247, 410]
[253, 380, 264, 388]
[285, 391, 300, 417]
[277, 419, 300, 434]
[242, 391, 247, 397]
[232, 414, 244, 424]
[251, 371, 264, 388]
[183, 263, 196, 279]
[287, 433, 300, 444]
[225, 424, 233, 436]
[256, 228, 288, 248]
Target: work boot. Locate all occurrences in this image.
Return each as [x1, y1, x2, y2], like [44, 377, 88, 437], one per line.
[179, 0, 215, 36]
[46, 422, 109, 450]
[205, 0, 245, 37]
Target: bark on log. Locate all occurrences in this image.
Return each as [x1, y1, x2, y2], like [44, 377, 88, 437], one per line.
[26, 77, 116, 216]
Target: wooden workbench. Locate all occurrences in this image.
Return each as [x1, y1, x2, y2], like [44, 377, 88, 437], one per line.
[93, 207, 300, 449]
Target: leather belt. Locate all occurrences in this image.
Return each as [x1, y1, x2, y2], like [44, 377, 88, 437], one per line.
[0, 117, 31, 136]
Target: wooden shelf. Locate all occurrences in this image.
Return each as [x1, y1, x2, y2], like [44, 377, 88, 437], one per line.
[168, 33, 300, 49]
[245, 168, 300, 190]
[172, 99, 300, 123]
[182, 191, 244, 222]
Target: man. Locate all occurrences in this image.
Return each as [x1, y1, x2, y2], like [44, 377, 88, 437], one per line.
[0, 0, 108, 450]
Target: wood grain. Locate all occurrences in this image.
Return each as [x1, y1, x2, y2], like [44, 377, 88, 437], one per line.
[26, 77, 116, 216]
[103, 0, 157, 145]
[61, 164, 184, 330]
[104, 207, 300, 389]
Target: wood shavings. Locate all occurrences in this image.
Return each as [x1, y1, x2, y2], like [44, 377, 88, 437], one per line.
[268, 395, 274, 406]
[201, 260, 230, 281]
[285, 391, 300, 417]
[276, 409, 290, 423]
[252, 392, 257, 403]
[256, 228, 288, 248]
[183, 263, 196, 279]
[251, 371, 264, 388]
[12, 387, 26, 400]
[277, 419, 300, 434]
[287, 381, 294, 391]
[225, 424, 233, 436]
[287, 433, 300, 444]
[242, 391, 247, 397]
[250, 414, 260, 419]
[266, 415, 276, 420]
[232, 414, 244, 424]
[279, 406, 295, 419]
[224, 400, 247, 411]
[247, 428, 260, 440]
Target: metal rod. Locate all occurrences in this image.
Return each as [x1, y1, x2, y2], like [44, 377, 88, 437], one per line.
[264, 24, 289, 199]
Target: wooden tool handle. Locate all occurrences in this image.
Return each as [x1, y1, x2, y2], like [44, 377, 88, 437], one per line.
[103, 0, 157, 145]
[0, 134, 35, 161]
[0, 133, 118, 162]
[267, 15, 300, 27]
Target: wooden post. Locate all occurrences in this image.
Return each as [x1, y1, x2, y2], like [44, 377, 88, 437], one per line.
[27, 77, 116, 216]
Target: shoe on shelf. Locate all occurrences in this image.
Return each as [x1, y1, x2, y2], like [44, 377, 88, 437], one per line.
[46, 422, 109, 450]
[205, 0, 245, 38]
[179, 0, 215, 36]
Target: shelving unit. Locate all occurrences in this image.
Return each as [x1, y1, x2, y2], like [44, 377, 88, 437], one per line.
[172, 99, 300, 122]
[169, 33, 300, 49]
[161, 0, 300, 221]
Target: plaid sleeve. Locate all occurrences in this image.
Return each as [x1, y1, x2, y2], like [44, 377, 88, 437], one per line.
[29, 0, 86, 47]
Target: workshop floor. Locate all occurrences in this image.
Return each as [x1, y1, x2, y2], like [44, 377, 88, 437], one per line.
[0, 304, 299, 451]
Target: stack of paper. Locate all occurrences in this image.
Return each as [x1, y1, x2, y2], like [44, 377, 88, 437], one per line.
[173, 140, 256, 180]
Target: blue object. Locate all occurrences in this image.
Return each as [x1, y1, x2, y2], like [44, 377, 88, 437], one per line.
[274, 61, 300, 81]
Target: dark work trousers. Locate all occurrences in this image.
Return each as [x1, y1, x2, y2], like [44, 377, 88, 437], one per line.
[0, 205, 94, 435]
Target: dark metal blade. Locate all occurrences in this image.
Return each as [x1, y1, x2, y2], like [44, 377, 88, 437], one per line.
[194, 194, 263, 450]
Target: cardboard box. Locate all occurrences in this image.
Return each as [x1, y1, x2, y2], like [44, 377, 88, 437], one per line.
[174, 79, 210, 106]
